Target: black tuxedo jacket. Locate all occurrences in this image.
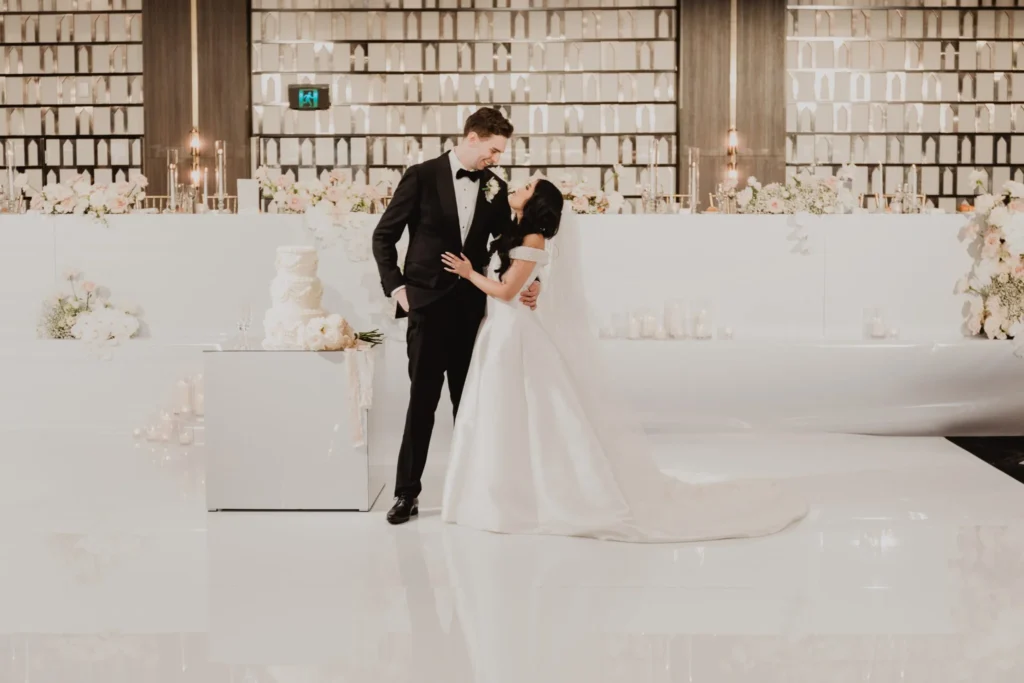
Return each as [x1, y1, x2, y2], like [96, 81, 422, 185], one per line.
[372, 152, 512, 318]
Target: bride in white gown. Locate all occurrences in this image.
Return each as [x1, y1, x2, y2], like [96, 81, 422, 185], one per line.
[439, 178, 807, 543]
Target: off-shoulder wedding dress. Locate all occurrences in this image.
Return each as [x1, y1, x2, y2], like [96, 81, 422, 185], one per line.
[441, 215, 807, 543]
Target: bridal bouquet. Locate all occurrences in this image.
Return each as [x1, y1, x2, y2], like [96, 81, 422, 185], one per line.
[957, 180, 1024, 340]
[299, 314, 383, 352]
[39, 269, 140, 344]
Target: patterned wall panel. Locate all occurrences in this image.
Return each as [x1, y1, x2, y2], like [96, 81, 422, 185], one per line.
[786, 0, 1024, 212]
[0, 0, 144, 191]
[250, 0, 678, 208]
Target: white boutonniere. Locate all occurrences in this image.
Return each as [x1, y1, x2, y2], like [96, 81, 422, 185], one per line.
[484, 178, 501, 203]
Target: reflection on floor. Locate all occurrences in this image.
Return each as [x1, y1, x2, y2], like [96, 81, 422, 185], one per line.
[1, 431, 1023, 682]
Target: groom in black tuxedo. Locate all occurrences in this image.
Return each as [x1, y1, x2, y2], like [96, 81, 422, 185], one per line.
[372, 108, 540, 524]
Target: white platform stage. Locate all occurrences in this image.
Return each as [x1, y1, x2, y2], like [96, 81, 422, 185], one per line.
[0, 212, 1020, 450]
[2, 431, 1023, 681]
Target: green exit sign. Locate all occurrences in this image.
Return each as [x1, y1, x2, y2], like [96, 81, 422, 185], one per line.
[288, 84, 330, 111]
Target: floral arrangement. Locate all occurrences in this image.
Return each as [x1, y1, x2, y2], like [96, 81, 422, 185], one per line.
[737, 166, 855, 216]
[956, 179, 1024, 340]
[298, 313, 383, 352]
[254, 167, 388, 217]
[39, 269, 140, 345]
[557, 173, 625, 215]
[26, 174, 147, 222]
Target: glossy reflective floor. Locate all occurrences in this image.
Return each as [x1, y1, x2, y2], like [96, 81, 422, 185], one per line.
[2, 431, 1024, 682]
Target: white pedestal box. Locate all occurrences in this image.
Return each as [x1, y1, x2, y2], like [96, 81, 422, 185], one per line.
[204, 350, 385, 511]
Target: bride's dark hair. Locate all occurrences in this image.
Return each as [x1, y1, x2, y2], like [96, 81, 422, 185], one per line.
[489, 178, 563, 278]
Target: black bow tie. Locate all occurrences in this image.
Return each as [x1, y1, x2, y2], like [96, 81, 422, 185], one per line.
[456, 168, 484, 182]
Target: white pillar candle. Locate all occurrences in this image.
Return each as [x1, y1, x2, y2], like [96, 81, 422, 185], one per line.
[642, 315, 658, 338]
[654, 325, 669, 340]
[627, 315, 642, 340]
[871, 316, 886, 338]
[159, 411, 176, 441]
[178, 427, 194, 446]
[174, 378, 193, 414]
[6, 145, 15, 201]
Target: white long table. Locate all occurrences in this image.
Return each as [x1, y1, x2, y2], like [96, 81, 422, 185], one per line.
[1, 212, 1019, 446]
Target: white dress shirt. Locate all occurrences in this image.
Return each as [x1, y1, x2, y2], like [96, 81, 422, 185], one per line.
[392, 152, 479, 300]
[449, 151, 479, 244]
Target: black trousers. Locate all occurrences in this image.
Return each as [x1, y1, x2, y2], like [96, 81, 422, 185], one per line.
[394, 283, 484, 498]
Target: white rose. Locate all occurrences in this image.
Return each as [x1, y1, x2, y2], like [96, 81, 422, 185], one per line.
[984, 314, 1004, 339]
[967, 314, 983, 335]
[954, 276, 971, 294]
[323, 328, 343, 351]
[974, 194, 995, 216]
[974, 257, 1000, 285]
[737, 187, 753, 208]
[1003, 181, 1024, 199]
[1002, 214, 1024, 257]
[988, 205, 1010, 228]
[305, 331, 327, 351]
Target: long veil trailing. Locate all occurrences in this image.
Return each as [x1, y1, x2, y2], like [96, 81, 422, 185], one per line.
[535, 204, 807, 543]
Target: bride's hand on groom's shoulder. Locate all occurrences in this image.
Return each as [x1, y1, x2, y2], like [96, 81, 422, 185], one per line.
[519, 281, 540, 310]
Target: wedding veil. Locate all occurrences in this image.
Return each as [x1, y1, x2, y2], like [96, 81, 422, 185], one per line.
[537, 204, 655, 473]
[535, 204, 807, 542]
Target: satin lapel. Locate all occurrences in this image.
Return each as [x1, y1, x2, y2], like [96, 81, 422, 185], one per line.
[435, 153, 461, 243]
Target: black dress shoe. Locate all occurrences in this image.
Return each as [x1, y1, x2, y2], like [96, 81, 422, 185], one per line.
[386, 495, 419, 525]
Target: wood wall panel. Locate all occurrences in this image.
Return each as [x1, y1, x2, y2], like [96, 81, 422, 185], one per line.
[198, 0, 251, 197]
[679, 0, 786, 203]
[679, 0, 731, 206]
[737, 0, 787, 186]
[142, 0, 192, 196]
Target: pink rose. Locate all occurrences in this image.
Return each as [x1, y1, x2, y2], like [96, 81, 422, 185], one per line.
[82, 281, 96, 293]
[287, 194, 307, 212]
[326, 185, 344, 203]
[108, 195, 130, 213]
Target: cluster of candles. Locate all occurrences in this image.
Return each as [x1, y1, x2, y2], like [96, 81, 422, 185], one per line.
[133, 373, 205, 445]
[602, 302, 732, 341]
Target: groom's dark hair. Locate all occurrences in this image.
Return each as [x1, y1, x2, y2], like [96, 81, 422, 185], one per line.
[464, 107, 513, 139]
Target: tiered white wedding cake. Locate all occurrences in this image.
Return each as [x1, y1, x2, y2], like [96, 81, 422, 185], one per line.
[262, 246, 326, 350]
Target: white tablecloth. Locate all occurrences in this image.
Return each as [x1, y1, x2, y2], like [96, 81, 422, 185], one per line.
[1, 212, 1018, 439]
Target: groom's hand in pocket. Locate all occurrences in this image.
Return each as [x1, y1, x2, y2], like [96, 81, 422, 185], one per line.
[519, 281, 540, 310]
[393, 288, 410, 314]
